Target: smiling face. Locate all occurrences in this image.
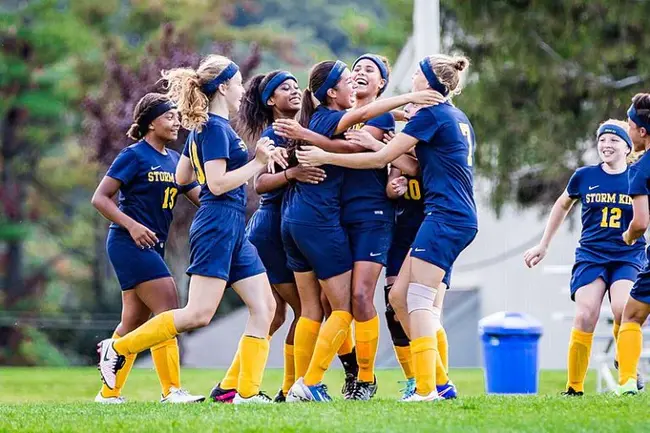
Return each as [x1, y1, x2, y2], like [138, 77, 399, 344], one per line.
[352, 59, 385, 99]
[329, 68, 354, 109]
[150, 108, 180, 142]
[627, 118, 648, 152]
[223, 71, 245, 113]
[268, 78, 301, 113]
[597, 132, 629, 165]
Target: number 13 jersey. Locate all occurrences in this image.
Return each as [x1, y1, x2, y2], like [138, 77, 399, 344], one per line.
[567, 164, 645, 263]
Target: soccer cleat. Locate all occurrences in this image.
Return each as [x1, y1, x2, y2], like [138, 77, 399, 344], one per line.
[614, 360, 645, 391]
[97, 339, 125, 390]
[348, 378, 378, 401]
[436, 381, 457, 399]
[94, 393, 126, 404]
[233, 391, 273, 404]
[273, 389, 286, 403]
[616, 379, 639, 396]
[399, 378, 416, 400]
[287, 377, 332, 402]
[161, 387, 205, 403]
[209, 382, 236, 403]
[561, 387, 584, 396]
[400, 388, 443, 402]
[342, 373, 357, 399]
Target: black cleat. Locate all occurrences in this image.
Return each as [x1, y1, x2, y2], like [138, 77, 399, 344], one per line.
[273, 389, 286, 403]
[339, 348, 359, 397]
[342, 373, 356, 399]
[348, 378, 378, 401]
[209, 382, 236, 403]
[561, 387, 584, 396]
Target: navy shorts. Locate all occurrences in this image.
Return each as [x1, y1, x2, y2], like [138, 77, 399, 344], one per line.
[187, 204, 265, 284]
[386, 223, 420, 278]
[631, 263, 650, 305]
[282, 221, 352, 280]
[246, 207, 294, 285]
[106, 228, 171, 291]
[410, 218, 477, 279]
[345, 220, 393, 266]
[571, 260, 642, 301]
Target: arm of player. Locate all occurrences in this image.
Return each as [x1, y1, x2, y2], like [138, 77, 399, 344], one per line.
[272, 119, 365, 153]
[386, 167, 407, 199]
[297, 132, 419, 170]
[623, 195, 649, 245]
[206, 137, 288, 196]
[334, 90, 445, 135]
[182, 185, 201, 207]
[523, 191, 577, 268]
[255, 164, 327, 194]
[356, 126, 419, 176]
[91, 177, 158, 248]
[176, 155, 196, 186]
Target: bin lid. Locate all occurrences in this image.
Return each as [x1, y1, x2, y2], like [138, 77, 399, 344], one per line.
[478, 311, 543, 336]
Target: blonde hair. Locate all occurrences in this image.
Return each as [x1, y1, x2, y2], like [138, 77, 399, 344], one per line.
[161, 54, 233, 130]
[597, 118, 637, 164]
[424, 54, 470, 96]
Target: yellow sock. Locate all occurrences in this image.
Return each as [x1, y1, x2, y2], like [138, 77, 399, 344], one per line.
[304, 311, 352, 386]
[151, 338, 180, 397]
[337, 325, 354, 356]
[355, 315, 379, 382]
[435, 350, 449, 386]
[411, 336, 437, 396]
[100, 332, 137, 398]
[237, 335, 270, 398]
[113, 311, 178, 355]
[220, 348, 241, 390]
[613, 322, 621, 363]
[617, 322, 643, 385]
[394, 345, 414, 379]
[436, 327, 449, 372]
[282, 344, 295, 394]
[566, 328, 593, 393]
[294, 317, 321, 379]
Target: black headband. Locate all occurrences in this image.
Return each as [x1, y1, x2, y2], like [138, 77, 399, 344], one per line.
[138, 101, 177, 131]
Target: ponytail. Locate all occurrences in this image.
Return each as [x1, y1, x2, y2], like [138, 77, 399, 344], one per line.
[237, 74, 273, 142]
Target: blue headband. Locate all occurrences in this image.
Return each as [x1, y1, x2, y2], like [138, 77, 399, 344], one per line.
[201, 62, 240, 95]
[353, 54, 389, 81]
[628, 104, 650, 132]
[419, 58, 449, 96]
[139, 101, 176, 130]
[597, 123, 633, 149]
[260, 71, 297, 105]
[313, 60, 347, 103]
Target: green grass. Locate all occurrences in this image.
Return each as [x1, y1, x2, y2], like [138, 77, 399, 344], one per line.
[0, 368, 647, 432]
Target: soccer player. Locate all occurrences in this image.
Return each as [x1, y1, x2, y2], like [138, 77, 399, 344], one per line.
[524, 119, 645, 395]
[97, 55, 288, 405]
[295, 54, 476, 402]
[283, 59, 441, 402]
[91, 93, 204, 404]
[616, 93, 650, 395]
[217, 70, 326, 403]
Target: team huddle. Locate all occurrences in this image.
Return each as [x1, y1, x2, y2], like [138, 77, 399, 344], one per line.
[91, 48, 650, 404]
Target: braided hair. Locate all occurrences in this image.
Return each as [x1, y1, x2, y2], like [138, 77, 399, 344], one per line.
[126, 93, 172, 140]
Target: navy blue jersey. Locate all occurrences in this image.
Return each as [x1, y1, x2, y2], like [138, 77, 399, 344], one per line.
[182, 114, 249, 211]
[395, 174, 425, 228]
[401, 102, 477, 228]
[284, 106, 346, 226]
[342, 113, 395, 224]
[258, 126, 288, 209]
[567, 164, 645, 263]
[106, 140, 184, 241]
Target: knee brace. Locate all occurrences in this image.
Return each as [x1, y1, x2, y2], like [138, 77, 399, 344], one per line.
[384, 284, 393, 311]
[406, 283, 437, 314]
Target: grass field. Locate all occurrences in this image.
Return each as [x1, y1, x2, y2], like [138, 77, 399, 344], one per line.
[0, 367, 647, 432]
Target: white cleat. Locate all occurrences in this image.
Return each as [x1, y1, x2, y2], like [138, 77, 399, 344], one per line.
[400, 389, 444, 402]
[161, 387, 205, 403]
[97, 339, 125, 390]
[233, 392, 273, 404]
[94, 392, 126, 404]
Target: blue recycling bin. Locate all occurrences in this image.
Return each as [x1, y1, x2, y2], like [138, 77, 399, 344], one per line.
[479, 311, 543, 394]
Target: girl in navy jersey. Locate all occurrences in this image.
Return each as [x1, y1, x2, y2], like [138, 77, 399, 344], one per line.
[285, 59, 442, 403]
[225, 70, 326, 402]
[97, 55, 288, 405]
[91, 93, 203, 404]
[615, 93, 650, 395]
[296, 54, 476, 402]
[524, 119, 645, 396]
